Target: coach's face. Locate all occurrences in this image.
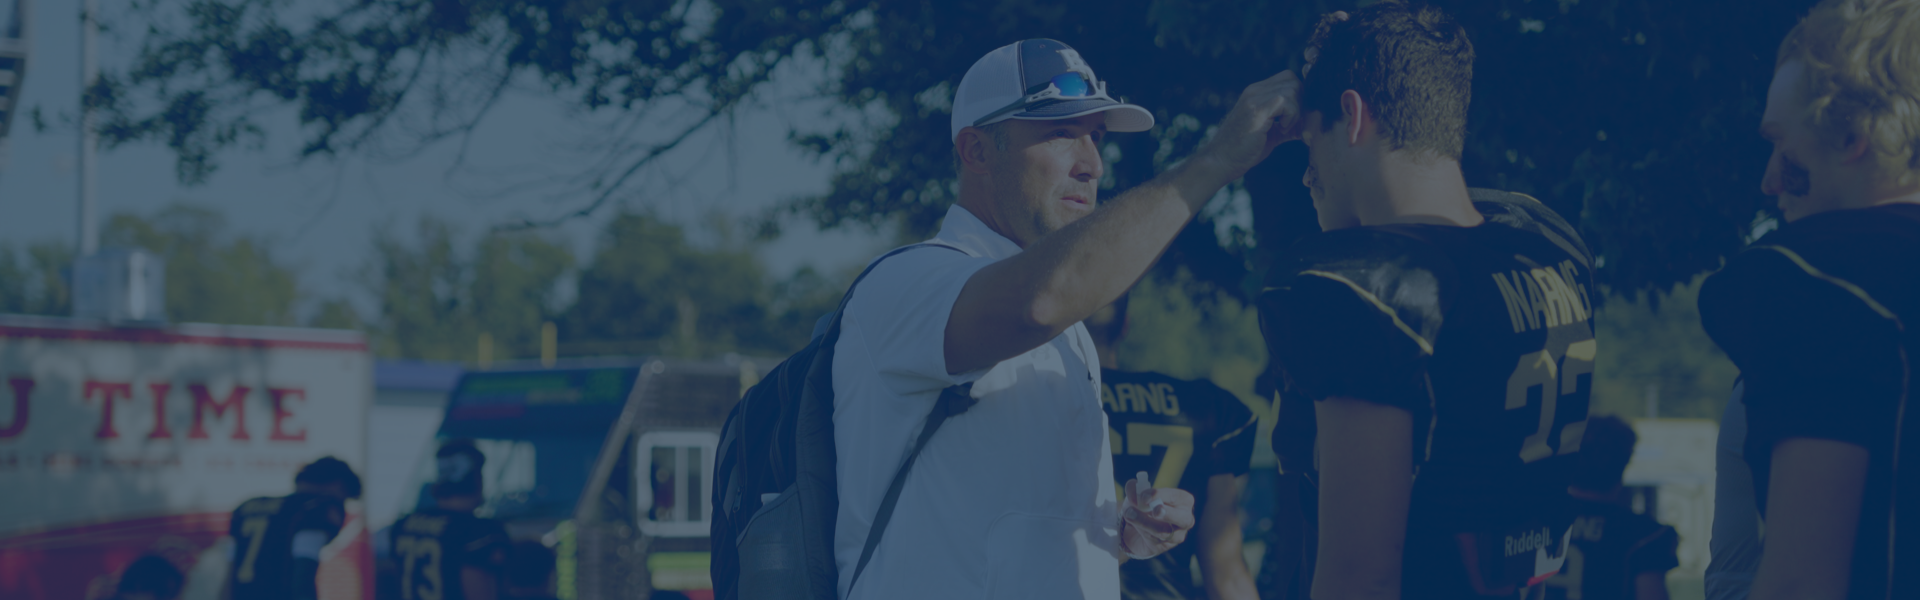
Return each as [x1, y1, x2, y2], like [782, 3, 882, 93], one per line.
[984, 113, 1108, 247]
[1761, 60, 1847, 222]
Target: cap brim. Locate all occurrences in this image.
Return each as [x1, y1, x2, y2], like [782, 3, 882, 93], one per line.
[1007, 99, 1154, 133]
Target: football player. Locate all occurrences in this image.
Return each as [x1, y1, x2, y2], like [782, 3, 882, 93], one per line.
[1545, 416, 1679, 600]
[1084, 293, 1260, 600]
[1258, 3, 1597, 598]
[222, 456, 362, 600]
[1697, 1, 1920, 599]
[389, 440, 511, 600]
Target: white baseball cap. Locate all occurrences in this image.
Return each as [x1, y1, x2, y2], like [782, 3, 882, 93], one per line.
[951, 39, 1155, 143]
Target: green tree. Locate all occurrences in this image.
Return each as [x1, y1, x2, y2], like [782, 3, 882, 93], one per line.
[361, 217, 576, 360]
[761, 263, 849, 354]
[0, 242, 75, 316]
[1113, 268, 1276, 459]
[559, 211, 836, 358]
[102, 205, 302, 325]
[307, 297, 365, 330]
[347, 210, 840, 363]
[96, 0, 1812, 297]
[1590, 279, 1740, 421]
[472, 228, 577, 353]
[363, 218, 469, 359]
[2, 205, 325, 327]
[92, 0, 1802, 416]
[1116, 267, 1267, 405]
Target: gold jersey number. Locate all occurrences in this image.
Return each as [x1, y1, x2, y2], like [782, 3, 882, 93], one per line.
[396, 535, 444, 600]
[1504, 325, 1595, 463]
[234, 516, 270, 583]
[1109, 423, 1194, 493]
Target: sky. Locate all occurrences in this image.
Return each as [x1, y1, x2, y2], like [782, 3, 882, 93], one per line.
[0, 0, 893, 319]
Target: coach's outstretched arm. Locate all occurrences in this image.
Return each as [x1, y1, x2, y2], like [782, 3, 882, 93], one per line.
[944, 71, 1301, 375]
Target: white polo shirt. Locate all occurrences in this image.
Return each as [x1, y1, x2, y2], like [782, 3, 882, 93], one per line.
[832, 204, 1120, 600]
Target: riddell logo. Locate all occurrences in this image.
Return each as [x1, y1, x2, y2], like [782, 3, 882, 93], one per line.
[1504, 527, 1554, 557]
[0, 378, 308, 442]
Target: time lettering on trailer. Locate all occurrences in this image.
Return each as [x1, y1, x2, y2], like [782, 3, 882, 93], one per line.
[0, 378, 310, 442]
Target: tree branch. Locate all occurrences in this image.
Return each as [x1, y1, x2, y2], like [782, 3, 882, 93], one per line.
[493, 107, 727, 231]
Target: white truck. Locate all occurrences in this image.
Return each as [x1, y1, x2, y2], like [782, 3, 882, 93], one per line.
[0, 313, 373, 599]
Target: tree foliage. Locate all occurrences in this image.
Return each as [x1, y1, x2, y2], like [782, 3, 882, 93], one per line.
[558, 211, 833, 358]
[1116, 267, 1268, 406]
[0, 203, 840, 361]
[103, 205, 303, 325]
[352, 210, 839, 361]
[358, 217, 576, 360]
[0, 243, 75, 316]
[1114, 267, 1276, 463]
[100, 0, 1815, 297]
[95, 0, 864, 217]
[1589, 277, 1739, 421]
[0, 204, 308, 326]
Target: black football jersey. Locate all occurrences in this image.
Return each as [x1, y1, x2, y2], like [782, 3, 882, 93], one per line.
[1101, 368, 1259, 600]
[1261, 189, 1597, 597]
[389, 507, 511, 600]
[227, 492, 346, 600]
[1543, 496, 1679, 600]
[1698, 202, 1920, 600]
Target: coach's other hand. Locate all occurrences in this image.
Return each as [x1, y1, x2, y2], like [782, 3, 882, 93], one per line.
[1119, 473, 1196, 559]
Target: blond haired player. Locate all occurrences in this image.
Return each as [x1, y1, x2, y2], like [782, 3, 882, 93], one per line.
[1699, 1, 1920, 599]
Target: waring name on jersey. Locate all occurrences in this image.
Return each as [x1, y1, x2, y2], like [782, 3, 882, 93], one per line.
[1100, 382, 1182, 416]
[1491, 260, 1592, 333]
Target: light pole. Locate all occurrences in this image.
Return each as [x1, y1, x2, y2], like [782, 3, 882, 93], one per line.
[0, 0, 31, 179]
[78, 0, 97, 256]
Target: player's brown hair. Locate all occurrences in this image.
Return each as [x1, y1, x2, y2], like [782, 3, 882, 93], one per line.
[1777, 0, 1920, 184]
[1301, 0, 1474, 161]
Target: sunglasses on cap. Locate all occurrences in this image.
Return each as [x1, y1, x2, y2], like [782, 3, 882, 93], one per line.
[971, 70, 1114, 128]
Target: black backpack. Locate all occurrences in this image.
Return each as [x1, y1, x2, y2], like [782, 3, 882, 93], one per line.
[711, 244, 976, 600]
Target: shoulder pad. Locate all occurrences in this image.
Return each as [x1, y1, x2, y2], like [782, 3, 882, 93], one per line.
[1469, 188, 1594, 269]
[1726, 204, 1920, 304]
[1268, 227, 1457, 350]
[1752, 203, 1920, 251]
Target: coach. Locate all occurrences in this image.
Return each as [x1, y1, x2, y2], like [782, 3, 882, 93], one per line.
[828, 38, 1299, 600]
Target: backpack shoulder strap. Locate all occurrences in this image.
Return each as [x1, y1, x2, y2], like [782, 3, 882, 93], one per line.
[811, 242, 968, 343]
[848, 384, 976, 594]
[830, 241, 976, 596]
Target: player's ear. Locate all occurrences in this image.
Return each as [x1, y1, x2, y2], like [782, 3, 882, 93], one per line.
[1341, 90, 1365, 146]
